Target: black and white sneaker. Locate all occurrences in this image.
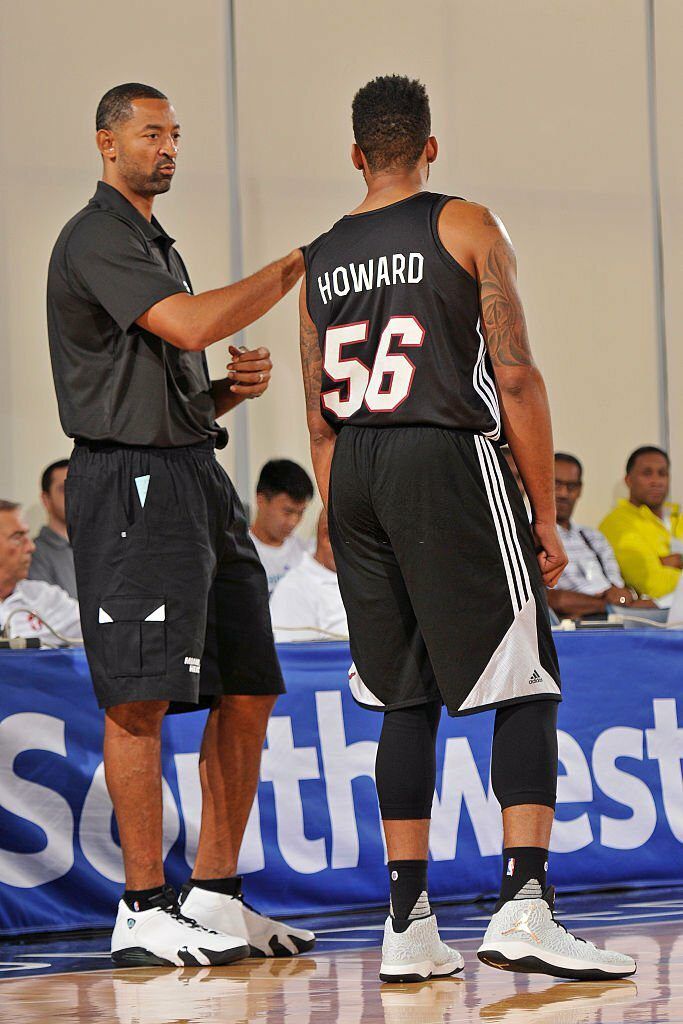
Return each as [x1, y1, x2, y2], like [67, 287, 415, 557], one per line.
[179, 882, 315, 958]
[110, 885, 249, 967]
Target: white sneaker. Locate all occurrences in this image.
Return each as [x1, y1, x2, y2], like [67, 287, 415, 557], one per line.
[179, 883, 315, 958]
[477, 888, 637, 981]
[379, 914, 465, 984]
[111, 886, 250, 967]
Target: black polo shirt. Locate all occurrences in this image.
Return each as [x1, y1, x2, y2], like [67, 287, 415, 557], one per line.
[47, 181, 227, 448]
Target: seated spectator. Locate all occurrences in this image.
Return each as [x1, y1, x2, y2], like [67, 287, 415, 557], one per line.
[250, 459, 314, 594]
[600, 446, 683, 607]
[0, 500, 82, 647]
[548, 453, 653, 619]
[27, 459, 77, 599]
[270, 510, 348, 641]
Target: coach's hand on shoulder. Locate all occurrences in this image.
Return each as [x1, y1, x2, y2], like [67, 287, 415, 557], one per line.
[227, 345, 272, 399]
[532, 521, 568, 589]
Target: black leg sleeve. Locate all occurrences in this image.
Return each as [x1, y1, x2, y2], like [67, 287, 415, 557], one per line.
[491, 699, 558, 810]
[376, 701, 442, 820]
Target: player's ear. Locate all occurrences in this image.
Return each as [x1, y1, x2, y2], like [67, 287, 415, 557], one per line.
[426, 136, 438, 163]
[351, 143, 365, 171]
[97, 128, 117, 162]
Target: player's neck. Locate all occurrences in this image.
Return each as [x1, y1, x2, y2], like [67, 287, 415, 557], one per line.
[353, 167, 428, 214]
[251, 520, 285, 547]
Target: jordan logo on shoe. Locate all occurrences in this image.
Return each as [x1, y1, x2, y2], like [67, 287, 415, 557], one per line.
[528, 669, 543, 685]
[502, 910, 539, 943]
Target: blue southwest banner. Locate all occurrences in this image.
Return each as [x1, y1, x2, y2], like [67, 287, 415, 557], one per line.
[0, 632, 682, 936]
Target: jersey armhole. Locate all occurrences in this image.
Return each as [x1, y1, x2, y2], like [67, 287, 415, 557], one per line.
[429, 196, 478, 287]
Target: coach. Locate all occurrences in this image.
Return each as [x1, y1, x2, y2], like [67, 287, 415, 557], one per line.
[46, 83, 314, 967]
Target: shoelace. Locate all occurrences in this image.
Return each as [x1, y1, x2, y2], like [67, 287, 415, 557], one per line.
[231, 890, 261, 916]
[546, 903, 590, 948]
[164, 905, 222, 935]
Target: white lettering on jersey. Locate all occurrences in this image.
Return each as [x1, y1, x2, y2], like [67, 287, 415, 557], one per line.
[317, 252, 424, 305]
[332, 266, 350, 296]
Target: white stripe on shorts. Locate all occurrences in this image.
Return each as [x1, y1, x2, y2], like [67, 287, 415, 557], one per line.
[474, 434, 530, 614]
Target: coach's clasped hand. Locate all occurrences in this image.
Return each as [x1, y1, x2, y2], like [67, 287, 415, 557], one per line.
[226, 344, 272, 399]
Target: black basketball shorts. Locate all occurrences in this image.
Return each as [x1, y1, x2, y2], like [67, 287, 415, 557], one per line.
[328, 426, 562, 717]
[66, 439, 285, 709]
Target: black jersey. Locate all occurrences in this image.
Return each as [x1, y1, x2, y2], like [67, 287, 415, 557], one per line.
[305, 191, 500, 439]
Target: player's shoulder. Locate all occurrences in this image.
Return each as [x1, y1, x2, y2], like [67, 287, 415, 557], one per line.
[438, 197, 504, 232]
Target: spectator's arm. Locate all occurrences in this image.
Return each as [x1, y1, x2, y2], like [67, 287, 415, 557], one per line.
[299, 280, 336, 509]
[610, 531, 681, 599]
[547, 588, 607, 618]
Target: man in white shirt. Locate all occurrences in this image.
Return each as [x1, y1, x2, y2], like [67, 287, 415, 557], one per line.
[250, 459, 314, 594]
[0, 500, 82, 647]
[270, 510, 348, 641]
[548, 454, 653, 619]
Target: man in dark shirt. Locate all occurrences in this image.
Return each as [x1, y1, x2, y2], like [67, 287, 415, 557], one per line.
[47, 82, 313, 967]
[28, 459, 77, 599]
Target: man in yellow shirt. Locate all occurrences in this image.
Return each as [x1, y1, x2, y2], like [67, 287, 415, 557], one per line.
[600, 446, 683, 606]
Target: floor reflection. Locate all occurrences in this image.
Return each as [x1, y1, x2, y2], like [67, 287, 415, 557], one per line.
[0, 892, 681, 1023]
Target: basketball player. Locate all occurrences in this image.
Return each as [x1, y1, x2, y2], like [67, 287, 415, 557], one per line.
[299, 75, 635, 983]
[47, 83, 314, 966]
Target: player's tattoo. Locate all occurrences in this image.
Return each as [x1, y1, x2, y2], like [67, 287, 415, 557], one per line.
[479, 239, 533, 368]
[299, 313, 323, 413]
[482, 207, 498, 227]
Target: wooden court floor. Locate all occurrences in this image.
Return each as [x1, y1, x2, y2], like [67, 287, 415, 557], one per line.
[1, 889, 682, 1023]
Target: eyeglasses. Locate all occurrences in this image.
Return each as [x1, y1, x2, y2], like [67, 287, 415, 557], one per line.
[555, 480, 581, 493]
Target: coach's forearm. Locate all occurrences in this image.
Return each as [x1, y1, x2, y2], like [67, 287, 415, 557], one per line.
[498, 366, 556, 524]
[141, 250, 304, 350]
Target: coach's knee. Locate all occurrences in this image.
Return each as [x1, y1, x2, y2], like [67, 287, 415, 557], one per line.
[217, 693, 277, 734]
[105, 700, 169, 737]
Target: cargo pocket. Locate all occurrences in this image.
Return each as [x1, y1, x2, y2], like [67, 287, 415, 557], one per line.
[98, 596, 166, 678]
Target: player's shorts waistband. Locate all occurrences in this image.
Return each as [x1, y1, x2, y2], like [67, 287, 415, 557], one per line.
[72, 437, 217, 458]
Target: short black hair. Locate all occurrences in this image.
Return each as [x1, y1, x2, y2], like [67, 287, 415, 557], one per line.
[256, 460, 314, 502]
[554, 452, 583, 480]
[352, 75, 431, 172]
[96, 83, 168, 131]
[626, 445, 669, 475]
[0, 500, 20, 513]
[41, 459, 69, 495]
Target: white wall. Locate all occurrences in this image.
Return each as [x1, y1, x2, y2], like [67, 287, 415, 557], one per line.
[234, 0, 677, 528]
[656, 0, 683, 488]
[0, 0, 680, 534]
[0, 0, 235, 528]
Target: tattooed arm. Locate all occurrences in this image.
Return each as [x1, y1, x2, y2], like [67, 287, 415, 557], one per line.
[474, 210, 565, 585]
[438, 200, 565, 585]
[299, 280, 337, 508]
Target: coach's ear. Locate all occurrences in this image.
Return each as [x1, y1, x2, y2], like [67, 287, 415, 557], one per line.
[351, 143, 366, 171]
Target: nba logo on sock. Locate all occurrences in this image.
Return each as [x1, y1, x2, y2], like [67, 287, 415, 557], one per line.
[506, 858, 515, 877]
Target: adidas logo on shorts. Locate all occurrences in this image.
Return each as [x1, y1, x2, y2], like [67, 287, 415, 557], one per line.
[528, 669, 543, 685]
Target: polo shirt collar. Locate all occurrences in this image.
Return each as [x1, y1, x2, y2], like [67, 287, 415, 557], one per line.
[619, 498, 680, 524]
[92, 180, 175, 248]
